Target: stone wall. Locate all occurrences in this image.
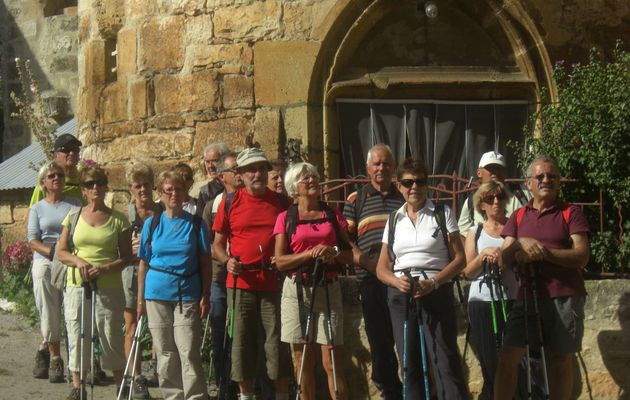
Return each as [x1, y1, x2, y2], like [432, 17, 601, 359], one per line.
[0, 0, 79, 159]
[339, 278, 629, 400]
[0, 190, 31, 255]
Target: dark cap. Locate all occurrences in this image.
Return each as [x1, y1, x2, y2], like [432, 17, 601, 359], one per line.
[54, 134, 82, 151]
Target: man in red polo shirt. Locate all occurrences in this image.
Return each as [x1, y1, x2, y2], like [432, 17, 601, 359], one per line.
[495, 156, 590, 400]
[212, 148, 291, 400]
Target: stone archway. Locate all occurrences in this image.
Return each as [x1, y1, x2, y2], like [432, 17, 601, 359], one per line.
[306, 0, 556, 178]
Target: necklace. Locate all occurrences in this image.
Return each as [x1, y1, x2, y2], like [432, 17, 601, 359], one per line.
[164, 215, 184, 234]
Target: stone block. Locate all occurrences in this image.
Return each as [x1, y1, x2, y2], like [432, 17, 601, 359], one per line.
[283, 106, 308, 143]
[12, 205, 29, 225]
[254, 41, 320, 106]
[78, 14, 90, 43]
[117, 27, 137, 77]
[149, 114, 186, 130]
[140, 16, 185, 71]
[185, 14, 213, 44]
[213, 1, 281, 41]
[125, 1, 157, 19]
[100, 120, 145, 142]
[154, 70, 219, 114]
[223, 75, 254, 109]
[0, 205, 14, 224]
[253, 108, 281, 158]
[157, 0, 206, 15]
[100, 81, 128, 124]
[77, 86, 99, 124]
[184, 43, 253, 72]
[106, 129, 194, 161]
[95, 0, 125, 39]
[129, 78, 152, 119]
[194, 118, 251, 155]
[49, 55, 77, 73]
[283, 1, 313, 39]
[83, 39, 107, 86]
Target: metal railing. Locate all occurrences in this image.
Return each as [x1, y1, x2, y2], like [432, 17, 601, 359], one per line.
[319, 173, 624, 277]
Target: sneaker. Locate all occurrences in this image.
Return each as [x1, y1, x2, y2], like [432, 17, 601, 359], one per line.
[32, 348, 50, 379]
[66, 387, 87, 400]
[146, 359, 159, 387]
[48, 356, 65, 383]
[133, 376, 151, 399]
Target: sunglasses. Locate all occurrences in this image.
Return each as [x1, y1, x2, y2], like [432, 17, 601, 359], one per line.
[532, 173, 559, 182]
[399, 178, 428, 188]
[46, 172, 65, 180]
[56, 146, 80, 154]
[482, 193, 507, 203]
[81, 179, 107, 188]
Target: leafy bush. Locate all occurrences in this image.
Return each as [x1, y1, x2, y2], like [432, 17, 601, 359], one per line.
[517, 42, 630, 273]
[1, 242, 38, 326]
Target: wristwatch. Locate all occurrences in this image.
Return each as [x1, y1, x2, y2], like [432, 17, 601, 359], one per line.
[430, 277, 440, 290]
[331, 246, 341, 258]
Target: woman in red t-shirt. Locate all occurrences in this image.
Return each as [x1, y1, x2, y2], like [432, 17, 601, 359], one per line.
[273, 162, 353, 400]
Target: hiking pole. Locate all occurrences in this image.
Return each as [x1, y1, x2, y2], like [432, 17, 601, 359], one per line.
[220, 257, 239, 400]
[201, 309, 211, 351]
[416, 270, 431, 400]
[322, 259, 340, 400]
[117, 316, 144, 400]
[89, 281, 97, 400]
[128, 315, 144, 400]
[484, 261, 501, 350]
[401, 271, 412, 400]
[79, 283, 87, 400]
[528, 265, 550, 399]
[492, 263, 508, 323]
[295, 259, 322, 400]
[519, 265, 532, 400]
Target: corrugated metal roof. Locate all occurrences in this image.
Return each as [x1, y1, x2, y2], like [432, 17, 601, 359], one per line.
[0, 118, 77, 191]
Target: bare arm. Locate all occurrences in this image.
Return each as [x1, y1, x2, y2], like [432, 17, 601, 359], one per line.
[137, 259, 148, 317]
[375, 243, 412, 293]
[544, 233, 589, 269]
[29, 239, 53, 259]
[463, 230, 501, 279]
[212, 230, 243, 274]
[435, 232, 466, 283]
[274, 233, 314, 272]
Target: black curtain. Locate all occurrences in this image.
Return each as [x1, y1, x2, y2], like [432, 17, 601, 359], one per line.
[337, 101, 529, 179]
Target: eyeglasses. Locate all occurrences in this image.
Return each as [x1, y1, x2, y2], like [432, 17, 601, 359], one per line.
[299, 174, 318, 183]
[46, 172, 65, 180]
[399, 178, 428, 188]
[482, 193, 507, 204]
[81, 179, 107, 188]
[56, 146, 80, 154]
[162, 187, 185, 195]
[532, 173, 559, 182]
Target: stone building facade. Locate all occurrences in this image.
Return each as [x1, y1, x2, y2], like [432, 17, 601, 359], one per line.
[1, 0, 628, 398]
[0, 0, 79, 159]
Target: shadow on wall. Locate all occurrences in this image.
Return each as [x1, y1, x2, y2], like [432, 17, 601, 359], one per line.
[598, 291, 630, 400]
[0, 0, 65, 160]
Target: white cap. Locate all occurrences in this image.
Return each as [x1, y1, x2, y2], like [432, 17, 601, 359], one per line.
[478, 151, 506, 168]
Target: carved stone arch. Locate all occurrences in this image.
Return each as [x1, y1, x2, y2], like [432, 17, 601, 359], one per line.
[306, 0, 556, 177]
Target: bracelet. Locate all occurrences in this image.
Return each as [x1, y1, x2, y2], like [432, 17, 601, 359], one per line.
[48, 245, 56, 261]
[430, 277, 440, 290]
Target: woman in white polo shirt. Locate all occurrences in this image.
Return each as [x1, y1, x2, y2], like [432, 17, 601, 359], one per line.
[376, 157, 469, 400]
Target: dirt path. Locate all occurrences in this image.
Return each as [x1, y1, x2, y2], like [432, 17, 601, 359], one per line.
[0, 310, 162, 400]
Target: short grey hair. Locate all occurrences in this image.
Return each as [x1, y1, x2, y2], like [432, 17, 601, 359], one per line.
[203, 142, 229, 158]
[38, 161, 64, 189]
[217, 151, 239, 173]
[366, 143, 394, 165]
[284, 162, 320, 199]
[526, 155, 559, 177]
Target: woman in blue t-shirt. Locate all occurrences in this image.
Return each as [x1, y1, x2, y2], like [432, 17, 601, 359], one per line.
[137, 170, 212, 400]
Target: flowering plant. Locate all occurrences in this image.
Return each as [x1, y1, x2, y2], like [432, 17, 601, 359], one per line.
[2, 241, 33, 272]
[78, 159, 98, 172]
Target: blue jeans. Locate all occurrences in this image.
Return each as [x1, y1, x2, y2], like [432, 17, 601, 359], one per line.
[210, 281, 227, 386]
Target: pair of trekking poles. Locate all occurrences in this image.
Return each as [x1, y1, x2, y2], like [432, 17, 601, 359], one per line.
[401, 268, 431, 400]
[294, 258, 340, 400]
[78, 281, 98, 400]
[117, 315, 146, 400]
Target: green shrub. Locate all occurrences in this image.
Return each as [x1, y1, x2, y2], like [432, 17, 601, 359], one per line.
[517, 41, 630, 273]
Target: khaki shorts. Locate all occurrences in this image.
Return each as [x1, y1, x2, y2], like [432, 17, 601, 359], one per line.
[121, 264, 138, 310]
[32, 258, 63, 342]
[64, 286, 126, 372]
[281, 276, 344, 345]
[227, 288, 292, 382]
[503, 295, 585, 354]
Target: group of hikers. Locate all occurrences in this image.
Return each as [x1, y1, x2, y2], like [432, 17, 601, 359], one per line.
[25, 132, 590, 400]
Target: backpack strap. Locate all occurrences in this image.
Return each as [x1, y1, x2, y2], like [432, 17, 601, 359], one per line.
[474, 223, 483, 254]
[434, 203, 450, 260]
[467, 194, 474, 224]
[508, 182, 529, 206]
[146, 208, 164, 247]
[562, 205, 571, 225]
[515, 207, 527, 227]
[285, 204, 299, 253]
[354, 184, 370, 223]
[387, 209, 399, 262]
